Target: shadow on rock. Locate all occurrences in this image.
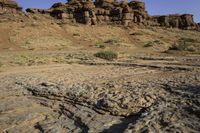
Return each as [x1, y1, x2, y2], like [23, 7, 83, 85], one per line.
[101, 108, 147, 133]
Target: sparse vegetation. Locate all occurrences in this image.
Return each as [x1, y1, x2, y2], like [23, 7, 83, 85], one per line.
[73, 33, 80, 36]
[91, 44, 106, 49]
[94, 51, 118, 61]
[32, 16, 38, 20]
[168, 42, 196, 52]
[144, 40, 162, 47]
[180, 37, 197, 43]
[130, 32, 143, 36]
[104, 38, 122, 44]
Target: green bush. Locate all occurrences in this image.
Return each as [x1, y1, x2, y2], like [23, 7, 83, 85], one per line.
[94, 51, 118, 61]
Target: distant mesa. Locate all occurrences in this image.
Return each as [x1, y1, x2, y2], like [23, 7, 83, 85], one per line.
[0, 0, 198, 30]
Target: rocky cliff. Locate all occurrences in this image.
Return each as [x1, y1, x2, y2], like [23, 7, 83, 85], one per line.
[1, 0, 198, 30]
[0, 0, 22, 14]
[44, 0, 197, 30]
[151, 14, 196, 30]
[44, 0, 149, 26]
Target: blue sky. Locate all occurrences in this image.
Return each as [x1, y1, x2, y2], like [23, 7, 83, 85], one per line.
[16, 0, 200, 22]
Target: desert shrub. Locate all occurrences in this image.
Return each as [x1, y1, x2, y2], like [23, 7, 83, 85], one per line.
[94, 51, 118, 61]
[144, 40, 161, 47]
[0, 62, 2, 67]
[73, 33, 80, 36]
[169, 42, 196, 52]
[169, 43, 179, 50]
[99, 44, 106, 49]
[104, 38, 121, 44]
[130, 32, 143, 36]
[91, 44, 106, 49]
[32, 16, 38, 20]
[144, 42, 154, 47]
[185, 46, 196, 52]
[180, 37, 196, 43]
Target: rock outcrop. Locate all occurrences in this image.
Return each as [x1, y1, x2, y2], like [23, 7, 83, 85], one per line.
[152, 14, 196, 30]
[24, 0, 200, 30]
[44, 0, 149, 26]
[0, 0, 22, 14]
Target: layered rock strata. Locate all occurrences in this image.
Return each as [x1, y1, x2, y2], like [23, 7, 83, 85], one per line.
[2, 0, 198, 30]
[152, 14, 196, 30]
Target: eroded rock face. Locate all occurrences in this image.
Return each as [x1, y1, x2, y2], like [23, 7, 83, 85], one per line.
[44, 0, 197, 29]
[10, 0, 199, 30]
[152, 14, 196, 30]
[45, 0, 149, 26]
[0, 0, 22, 14]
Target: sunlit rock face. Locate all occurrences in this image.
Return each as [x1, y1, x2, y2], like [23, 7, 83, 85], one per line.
[23, 0, 198, 30]
[152, 14, 196, 30]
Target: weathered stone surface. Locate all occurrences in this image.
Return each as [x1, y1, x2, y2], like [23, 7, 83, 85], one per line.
[45, 0, 149, 26]
[152, 14, 196, 30]
[2, 0, 198, 30]
[0, 56, 200, 132]
[0, 0, 22, 14]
